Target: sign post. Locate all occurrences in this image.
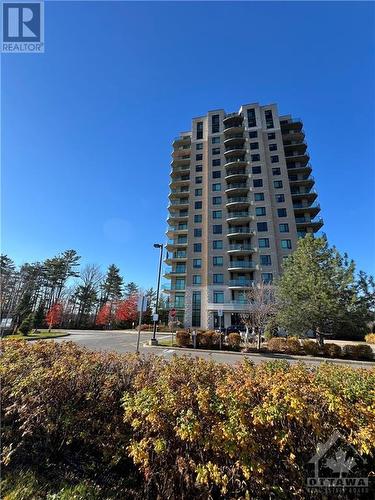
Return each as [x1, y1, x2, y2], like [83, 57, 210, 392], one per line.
[218, 310, 223, 349]
[136, 295, 147, 354]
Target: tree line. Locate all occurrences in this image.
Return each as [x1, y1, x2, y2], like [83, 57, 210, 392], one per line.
[0, 250, 168, 333]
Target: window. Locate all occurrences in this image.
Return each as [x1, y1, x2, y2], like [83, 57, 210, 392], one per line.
[196, 121, 203, 140]
[193, 259, 202, 268]
[275, 194, 285, 203]
[255, 207, 266, 216]
[261, 273, 273, 283]
[212, 196, 222, 205]
[178, 223, 187, 230]
[213, 240, 223, 249]
[212, 171, 221, 178]
[254, 192, 265, 201]
[274, 180, 283, 188]
[267, 132, 275, 140]
[260, 255, 272, 266]
[175, 278, 185, 290]
[195, 188, 202, 196]
[271, 155, 279, 163]
[257, 222, 268, 232]
[213, 291, 224, 304]
[212, 114, 220, 133]
[212, 148, 220, 155]
[212, 159, 221, 166]
[213, 224, 222, 234]
[265, 109, 274, 129]
[194, 201, 202, 209]
[281, 239, 292, 249]
[277, 208, 287, 217]
[194, 243, 202, 252]
[249, 131, 258, 138]
[253, 179, 263, 188]
[195, 165, 202, 172]
[212, 183, 221, 191]
[193, 275, 201, 285]
[213, 210, 222, 219]
[212, 136, 220, 144]
[196, 154, 203, 161]
[177, 234, 187, 243]
[213, 274, 224, 284]
[247, 108, 257, 127]
[252, 166, 262, 174]
[192, 291, 201, 327]
[194, 214, 202, 223]
[272, 167, 281, 175]
[250, 142, 259, 150]
[269, 143, 277, 151]
[279, 223, 289, 233]
[194, 228, 202, 237]
[196, 143, 203, 150]
[175, 263, 186, 272]
[258, 238, 270, 248]
[251, 154, 260, 161]
[175, 295, 185, 308]
[179, 209, 188, 216]
[213, 256, 223, 266]
[195, 176, 202, 184]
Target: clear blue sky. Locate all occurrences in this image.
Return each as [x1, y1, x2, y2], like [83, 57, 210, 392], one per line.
[2, 1, 375, 287]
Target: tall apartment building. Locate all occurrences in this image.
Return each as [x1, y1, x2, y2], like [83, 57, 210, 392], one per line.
[164, 103, 323, 329]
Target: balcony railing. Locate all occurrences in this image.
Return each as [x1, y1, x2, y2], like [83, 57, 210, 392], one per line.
[225, 157, 246, 164]
[228, 244, 254, 251]
[228, 279, 254, 287]
[227, 212, 250, 218]
[226, 183, 248, 189]
[227, 196, 249, 204]
[228, 227, 252, 234]
[229, 261, 255, 269]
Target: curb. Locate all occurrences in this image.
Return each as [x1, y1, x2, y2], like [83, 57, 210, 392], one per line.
[143, 344, 375, 366]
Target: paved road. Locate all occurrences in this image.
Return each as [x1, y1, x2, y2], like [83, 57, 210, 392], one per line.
[53, 330, 375, 369]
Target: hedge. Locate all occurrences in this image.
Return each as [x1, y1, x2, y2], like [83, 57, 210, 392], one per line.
[1, 341, 375, 499]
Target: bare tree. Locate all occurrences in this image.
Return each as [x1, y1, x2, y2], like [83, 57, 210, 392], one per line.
[240, 282, 278, 350]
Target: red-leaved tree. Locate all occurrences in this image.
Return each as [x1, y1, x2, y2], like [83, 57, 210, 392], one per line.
[116, 295, 138, 324]
[96, 303, 112, 328]
[45, 303, 63, 332]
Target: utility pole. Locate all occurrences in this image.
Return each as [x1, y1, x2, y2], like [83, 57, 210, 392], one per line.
[150, 243, 163, 346]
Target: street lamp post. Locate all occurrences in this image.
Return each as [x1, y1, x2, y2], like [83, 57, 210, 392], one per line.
[150, 243, 164, 345]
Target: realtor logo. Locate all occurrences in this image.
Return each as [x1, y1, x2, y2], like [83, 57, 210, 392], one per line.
[2, 2, 44, 52]
[306, 430, 370, 495]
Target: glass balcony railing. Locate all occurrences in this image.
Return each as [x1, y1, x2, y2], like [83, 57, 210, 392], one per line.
[228, 244, 254, 251]
[227, 212, 249, 218]
[228, 227, 252, 234]
[228, 261, 255, 268]
[228, 279, 254, 287]
[227, 197, 249, 204]
[226, 183, 248, 189]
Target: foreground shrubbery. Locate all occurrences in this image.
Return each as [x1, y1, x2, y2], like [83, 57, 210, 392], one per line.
[366, 333, 375, 344]
[1, 341, 375, 499]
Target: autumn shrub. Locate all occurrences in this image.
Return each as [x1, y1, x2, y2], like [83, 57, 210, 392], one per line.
[302, 339, 320, 356]
[323, 342, 342, 359]
[365, 333, 375, 344]
[227, 332, 241, 350]
[266, 337, 287, 352]
[343, 344, 374, 361]
[197, 330, 220, 349]
[123, 357, 375, 499]
[176, 330, 190, 347]
[285, 337, 301, 354]
[0, 340, 151, 495]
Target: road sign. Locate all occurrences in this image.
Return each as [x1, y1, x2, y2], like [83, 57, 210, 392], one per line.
[137, 296, 148, 312]
[218, 309, 223, 317]
[170, 308, 176, 318]
[152, 313, 159, 322]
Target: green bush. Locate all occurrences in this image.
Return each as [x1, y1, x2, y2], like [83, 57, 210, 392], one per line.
[343, 344, 374, 361]
[2, 341, 374, 499]
[18, 313, 34, 335]
[176, 330, 190, 347]
[323, 343, 342, 358]
[227, 332, 241, 350]
[302, 340, 320, 356]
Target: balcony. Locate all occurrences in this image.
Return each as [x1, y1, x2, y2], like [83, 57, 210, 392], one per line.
[227, 227, 254, 238]
[228, 279, 254, 289]
[171, 156, 191, 167]
[224, 146, 247, 157]
[281, 129, 305, 142]
[225, 169, 248, 182]
[163, 268, 187, 278]
[287, 163, 312, 175]
[172, 135, 191, 146]
[170, 165, 190, 176]
[207, 301, 250, 312]
[227, 244, 255, 254]
[162, 283, 186, 292]
[293, 202, 321, 217]
[295, 217, 324, 232]
[225, 182, 249, 195]
[285, 152, 310, 167]
[166, 239, 188, 251]
[226, 196, 250, 208]
[223, 113, 244, 129]
[224, 157, 247, 169]
[164, 252, 187, 264]
[228, 261, 256, 271]
[283, 141, 307, 152]
[167, 212, 189, 223]
[223, 135, 245, 148]
[166, 225, 188, 237]
[288, 176, 315, 187]
[280, 117, 303, 132]
[291, 189, 318, 202]
[168, 199, 189, 208]
[227, 211, 253, 223]
[169, 176, 190, 186]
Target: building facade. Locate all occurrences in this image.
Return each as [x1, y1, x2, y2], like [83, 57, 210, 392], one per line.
[164, 103, 323, 329]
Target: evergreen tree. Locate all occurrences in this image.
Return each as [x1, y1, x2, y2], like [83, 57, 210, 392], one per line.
[124, 282, 138, 298]
[101, 265, 124, 304]
[19, 313, 34, 335]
